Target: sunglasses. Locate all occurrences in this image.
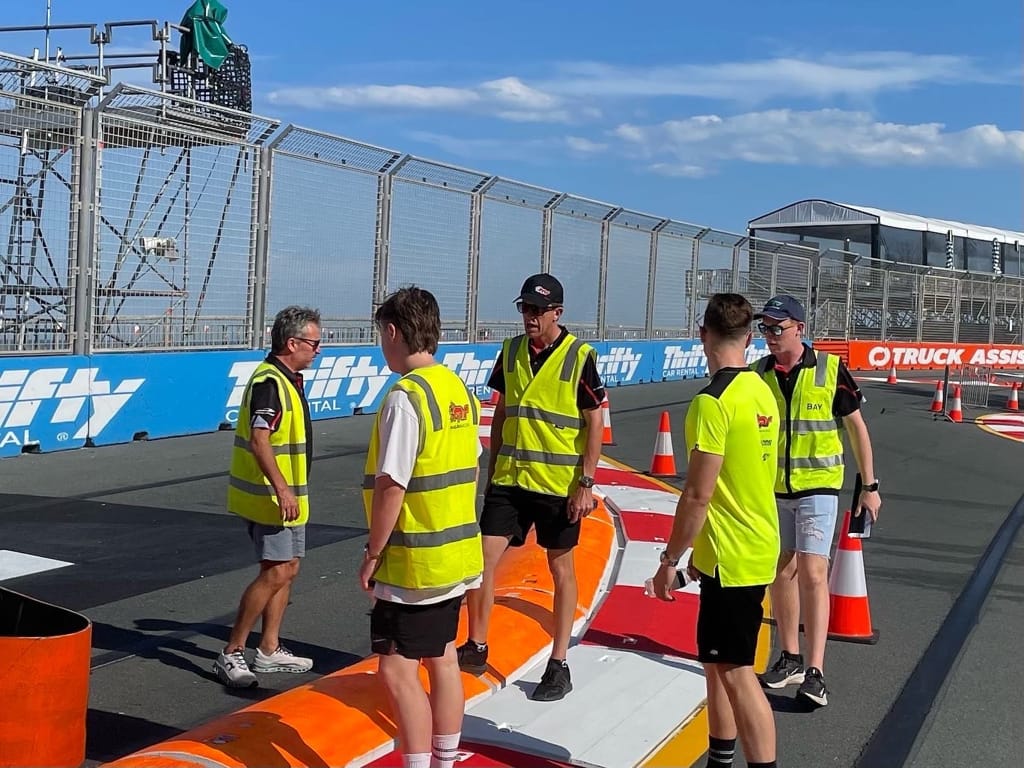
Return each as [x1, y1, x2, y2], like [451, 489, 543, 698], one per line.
[293, 337, 322, 350]
[515, 301, 560, 316]
[757, 322, 794, 337]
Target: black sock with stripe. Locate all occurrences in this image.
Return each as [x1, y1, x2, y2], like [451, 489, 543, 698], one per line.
[706, 736, 736, 767]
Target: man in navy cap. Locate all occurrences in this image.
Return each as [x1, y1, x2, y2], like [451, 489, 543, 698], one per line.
[458, 273, 606, 702]
[750, 295, 881, 708]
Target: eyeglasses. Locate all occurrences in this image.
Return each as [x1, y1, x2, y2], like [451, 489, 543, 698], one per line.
[758, 322, 792, 337]
[293, 337, 322, 350]
[516, 301, 560, 316]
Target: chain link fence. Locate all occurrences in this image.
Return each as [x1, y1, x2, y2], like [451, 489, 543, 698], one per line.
[4, 52, 1024, 355]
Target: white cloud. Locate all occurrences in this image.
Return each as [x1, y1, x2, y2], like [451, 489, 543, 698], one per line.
[566, 136, 608, 154]
[614, 109, 1024, 176]
[268, 84, 479, 110]
[268, 76, 569, 122]
[544, 52, 1006, 103]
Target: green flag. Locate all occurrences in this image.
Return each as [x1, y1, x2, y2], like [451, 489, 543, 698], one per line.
[180, 0, 234, 70]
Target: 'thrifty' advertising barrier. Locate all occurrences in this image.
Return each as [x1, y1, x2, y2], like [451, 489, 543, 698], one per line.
[846, 341, 1024, 371]
[0, 338, 770, 458]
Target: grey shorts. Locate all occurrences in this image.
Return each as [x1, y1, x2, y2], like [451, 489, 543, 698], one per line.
[247, 522, 306, 562]
[777, 495, 839, 558]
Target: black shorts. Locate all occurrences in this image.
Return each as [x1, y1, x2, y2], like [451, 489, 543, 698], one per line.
[370, 595, 461, 660]
[480, 484, 580, 550]
[696, 570, 766, 666]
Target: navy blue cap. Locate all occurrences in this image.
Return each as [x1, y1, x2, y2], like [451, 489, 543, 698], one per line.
[517, 273, 564, 308]
[755, 295, 805, 323]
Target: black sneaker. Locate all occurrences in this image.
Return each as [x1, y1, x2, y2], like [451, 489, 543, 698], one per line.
[798, 666, 829, 707]
[457, 641, 488, 675]
[758, 651, 806, 689]
[530, 659, 572, 702]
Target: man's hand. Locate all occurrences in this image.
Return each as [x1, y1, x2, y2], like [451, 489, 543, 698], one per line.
[276, 486, 300, 522]
[857, 489, 882, 522]
[651, 563, 677, 602]
[359, 552, 380, 592]
[568, 486, 595, 524]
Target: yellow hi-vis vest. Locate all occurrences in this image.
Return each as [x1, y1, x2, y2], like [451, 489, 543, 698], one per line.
[227, 361, 310, 526]
[492, 333, 593, 497]
[362, 364, 483, 591]
[754, 351, 845, 495]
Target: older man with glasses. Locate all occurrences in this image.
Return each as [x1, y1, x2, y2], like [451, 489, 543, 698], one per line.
[217, 305, 321, 687]
[458, 273, 605, 702]
[751, 295, 882, 708]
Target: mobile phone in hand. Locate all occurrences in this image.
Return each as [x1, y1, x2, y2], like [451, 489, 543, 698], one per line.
[849, 508, 872, 539]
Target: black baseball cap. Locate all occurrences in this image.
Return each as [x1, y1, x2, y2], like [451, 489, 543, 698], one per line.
[754, 295, 805, 323]
[517, 273, 563, 308]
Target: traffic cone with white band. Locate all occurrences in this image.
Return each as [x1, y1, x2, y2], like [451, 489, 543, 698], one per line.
[649, 411, 676, 476]
[827, 510, 879, 644]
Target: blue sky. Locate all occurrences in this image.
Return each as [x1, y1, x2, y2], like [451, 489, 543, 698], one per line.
[7, 0, 1022, 234]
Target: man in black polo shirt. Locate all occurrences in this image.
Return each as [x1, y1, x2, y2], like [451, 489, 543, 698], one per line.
[217, 306, 320, 688]
[458, 273, 605, 702]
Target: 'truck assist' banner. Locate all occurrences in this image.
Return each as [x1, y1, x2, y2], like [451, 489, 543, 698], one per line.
[846, 341, 1024, 371]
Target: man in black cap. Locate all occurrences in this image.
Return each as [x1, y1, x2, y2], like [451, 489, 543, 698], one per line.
[458, 273, 605, 702]
[751, 294, 881, 708]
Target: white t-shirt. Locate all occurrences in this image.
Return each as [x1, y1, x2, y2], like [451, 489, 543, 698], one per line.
[372, 388, 483, 605]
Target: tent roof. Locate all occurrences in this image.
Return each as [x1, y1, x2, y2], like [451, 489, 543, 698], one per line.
[748, 199, 1024, 244]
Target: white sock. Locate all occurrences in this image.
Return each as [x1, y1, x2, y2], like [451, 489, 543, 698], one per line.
[402, 752, 431, 768]
[430, 732, 461, 768]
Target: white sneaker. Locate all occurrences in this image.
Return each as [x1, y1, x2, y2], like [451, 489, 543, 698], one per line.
[214, 649, 258, 688]
[253, 645, 313, 674]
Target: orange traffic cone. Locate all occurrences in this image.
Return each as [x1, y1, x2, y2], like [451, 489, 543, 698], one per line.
[929, 380, 944, 413]
[1007, 383, 1019, 412]
[649, 411, 677, 476]
[947, 385, 963, 423]
[887, 363, 898, 385]
[600, 396, 615, 445]
[827, 510, 879, 644]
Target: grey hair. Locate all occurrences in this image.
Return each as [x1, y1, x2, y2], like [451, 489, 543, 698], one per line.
[271, 306, 321, 353]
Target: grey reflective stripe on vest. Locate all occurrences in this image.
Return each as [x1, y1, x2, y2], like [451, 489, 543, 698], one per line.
[814, 351, 830, 387]
[784, 454, 844, 469]
[498, 444, 583, 466]
[789, 419, 837, 433]
[505, 405, 582, 429]
[233, 434, 306, 455]
[363, 466, 477, 492]
[403, 373, 442, 432]
[561, 338, 586, 382]
[388, 520, 480, 548]
[455, 376, 479, 424]
[506, 336, 525, 373]
[229, 476, 309, 496]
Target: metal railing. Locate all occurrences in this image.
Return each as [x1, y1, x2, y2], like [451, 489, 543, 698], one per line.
[2, 49, 1023, 355]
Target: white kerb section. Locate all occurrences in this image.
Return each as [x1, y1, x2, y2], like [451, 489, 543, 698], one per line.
[0, 550, 73, 581]
[600, 487, 679, 516]
[828, 547, 868, 597]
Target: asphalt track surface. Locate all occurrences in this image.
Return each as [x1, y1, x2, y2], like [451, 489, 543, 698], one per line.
[1, 376, 1020, 767]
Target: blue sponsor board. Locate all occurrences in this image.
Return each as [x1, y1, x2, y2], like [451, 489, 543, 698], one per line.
[655, 338, 771, 382]
[2, 338, 771, 458]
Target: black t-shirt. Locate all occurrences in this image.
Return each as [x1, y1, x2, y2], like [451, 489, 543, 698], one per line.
[486, 327, 606, 410]
[766, 346, 862, 419]
[248, 355, 314, 471]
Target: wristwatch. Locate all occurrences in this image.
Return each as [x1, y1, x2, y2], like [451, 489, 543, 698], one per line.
[862, 479, 880, 492]
[659, 549, 681, 567]
[578, 475, 595, 488]
[364, 543, 383, 561]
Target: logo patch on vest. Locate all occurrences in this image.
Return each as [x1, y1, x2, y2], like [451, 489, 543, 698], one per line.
[757, 413, 773, 428]
[449, 402, 470, 424]
[806, 403, 824, 411]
